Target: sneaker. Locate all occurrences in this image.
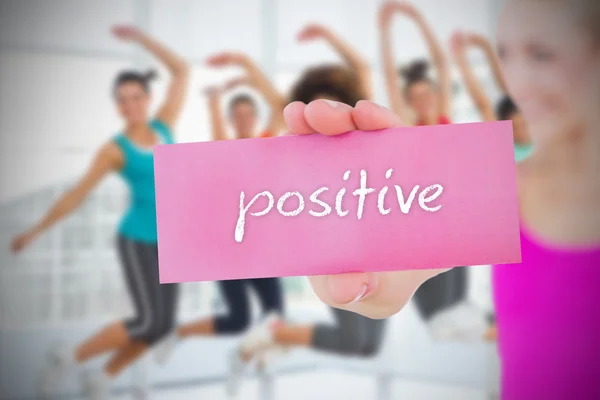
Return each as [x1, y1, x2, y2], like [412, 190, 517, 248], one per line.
[37, 344, 75, 399]
[255, 345, 288, 372]
[81, 370, 110, 400]
[239, 312, 281, 357]
[226, 313, 282, 397]
[153, 330, 179, 365]
[428, 301, 488, 342]
[225, 348, 246, 397]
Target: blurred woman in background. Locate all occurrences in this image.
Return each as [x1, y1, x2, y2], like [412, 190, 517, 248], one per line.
[204, 51, 288, 138]
[10, 25, 189, 399]
[380, 1, 487, 343]
[450, 31, 532, 161]
[151, 53, 286, 397]
[294, 0, 600, 398]
[230, 23, 387, 396]
[379, 1, 451, 126]
[448, 30, 534, 342]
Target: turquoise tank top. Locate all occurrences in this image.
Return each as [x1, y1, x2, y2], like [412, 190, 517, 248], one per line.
[514, 143, 533, 163]
[114, 119, 174, 243]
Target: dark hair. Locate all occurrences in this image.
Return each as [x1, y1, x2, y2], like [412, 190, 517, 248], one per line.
[496, 95, 519, 121]
[289, 65, 365, 106]
[229, 94, 257, 114]
[400, 60, 433, 90]
[113, 69, 157, 95]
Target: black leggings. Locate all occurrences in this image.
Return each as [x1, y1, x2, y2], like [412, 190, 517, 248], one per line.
[214, 278, 283, 334]
[312, 308, 387, 357]
[117, 236, 179, 345]
[413, 267, 468, 321]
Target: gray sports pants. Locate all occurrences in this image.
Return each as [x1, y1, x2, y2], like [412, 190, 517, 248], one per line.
[117, 235, 179, 345]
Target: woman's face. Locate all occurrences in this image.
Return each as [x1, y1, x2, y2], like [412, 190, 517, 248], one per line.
[407, 81, 438, 120]
[230, 102, 258, 139]
[115, 82, 151, 125]
[497, 0, 600, 145]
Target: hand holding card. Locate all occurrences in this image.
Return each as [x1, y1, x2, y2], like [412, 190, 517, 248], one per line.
[154, 100, 521, 319]
[282, 100, 454, 318]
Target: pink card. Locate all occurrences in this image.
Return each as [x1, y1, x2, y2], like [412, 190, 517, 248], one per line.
[154, 121, 521, 283]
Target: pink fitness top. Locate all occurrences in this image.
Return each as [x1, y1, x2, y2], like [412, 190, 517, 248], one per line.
[492, 226, 600, 399]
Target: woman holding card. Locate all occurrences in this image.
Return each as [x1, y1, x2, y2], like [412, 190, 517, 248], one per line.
[10, 26, 189, 399]
[292, 0, 600, 398]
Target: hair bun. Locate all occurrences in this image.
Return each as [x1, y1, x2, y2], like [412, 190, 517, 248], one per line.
[400, 60, 430, 83]
[143, 69, 158, 81]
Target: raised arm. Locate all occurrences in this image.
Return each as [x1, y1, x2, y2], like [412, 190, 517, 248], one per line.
[379, 2, 412, 123]
[388, 2, 451, 118]
[11, 143, 122, 253]
[112, 25, 190, 130]
[450, 32, 495, 122]
[222, 76, 286, 136]
[297, 24, 373, 100]
[467, 33, 509, 93]
[204, 86, 229, 141]
[207, 52, 287, 136]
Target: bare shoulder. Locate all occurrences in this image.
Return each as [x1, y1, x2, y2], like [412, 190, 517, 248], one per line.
[97, 141, 125, 170]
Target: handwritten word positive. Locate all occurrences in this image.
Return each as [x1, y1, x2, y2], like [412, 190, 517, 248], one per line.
[234, 169, 444, 242]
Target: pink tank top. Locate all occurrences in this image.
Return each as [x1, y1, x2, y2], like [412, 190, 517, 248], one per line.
[493, 227, 600, 400]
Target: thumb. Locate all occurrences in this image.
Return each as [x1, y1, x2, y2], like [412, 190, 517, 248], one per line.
[309, 272, 378, 306]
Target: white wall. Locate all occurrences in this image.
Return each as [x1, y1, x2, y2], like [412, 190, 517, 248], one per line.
[0, 1, 501, 398]
[0, 0, 503, 201]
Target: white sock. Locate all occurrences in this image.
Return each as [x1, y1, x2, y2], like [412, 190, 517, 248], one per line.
[84, 369, 111, 387]
[240, 313, 280, 354]
[153, 331, 180, 365]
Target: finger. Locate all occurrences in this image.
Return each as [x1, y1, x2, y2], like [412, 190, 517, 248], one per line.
[310, 268, 449, 319]
[351, 100, 405, 131]
[303, 100, 357, 135]
[283, 102, 315, 134]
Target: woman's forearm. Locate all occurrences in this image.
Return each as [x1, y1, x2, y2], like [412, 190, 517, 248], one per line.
[454, 45, 495, 121]
[480, 38, 508, 93]
[31, 190, 84, 237]
[242, 58, 286, 116]
[208, 92, 228, 141]
[137, 32, 188, 75]
[322, 30, 373, 99]
[382, 34, 410, 121]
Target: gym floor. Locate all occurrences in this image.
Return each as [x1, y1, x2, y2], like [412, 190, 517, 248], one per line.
[114, 371, 488, 400]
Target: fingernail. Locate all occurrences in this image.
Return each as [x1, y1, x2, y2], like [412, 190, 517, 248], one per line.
[323, 99, 353, 110]
[373, 102, 390, 110]
[357, 100, 389, 110]
[351, 284, 370, 303]
[323, 99, 342, 109]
